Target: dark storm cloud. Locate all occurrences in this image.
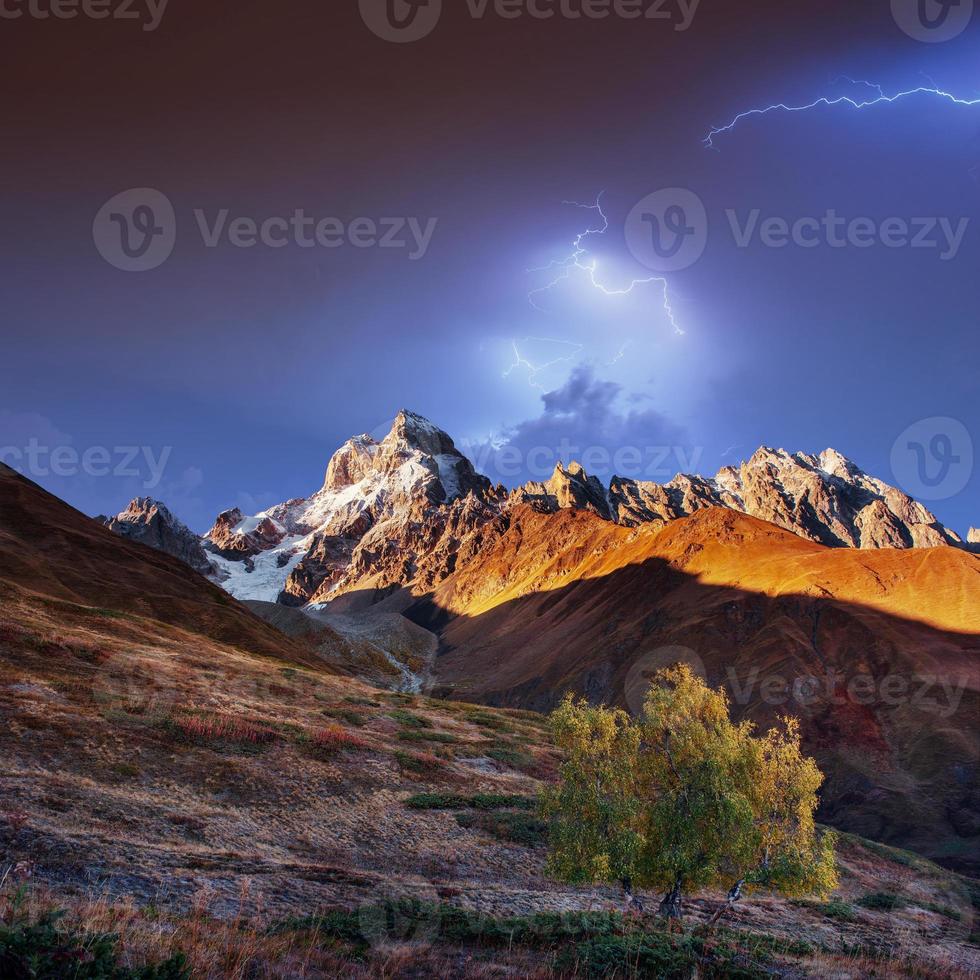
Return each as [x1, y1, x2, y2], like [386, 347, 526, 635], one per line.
[464, 366, 697, 485]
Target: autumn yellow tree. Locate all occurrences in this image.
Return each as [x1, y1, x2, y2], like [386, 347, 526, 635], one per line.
[540, 697, 647, 911]
[541, 665, 837, 927]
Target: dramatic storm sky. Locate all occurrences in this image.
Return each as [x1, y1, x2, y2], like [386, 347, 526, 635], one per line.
[1, 0, 977, 534]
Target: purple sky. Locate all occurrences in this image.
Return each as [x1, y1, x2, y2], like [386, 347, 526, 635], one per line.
[0, 0, 977, 536]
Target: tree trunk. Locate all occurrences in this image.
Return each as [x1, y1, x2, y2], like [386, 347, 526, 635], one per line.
[658, 877, 684, 925]
[621, 877, 645, 915]
[704, 878, 744, 931]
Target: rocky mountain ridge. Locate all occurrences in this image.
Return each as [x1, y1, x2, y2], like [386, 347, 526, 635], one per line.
[201, 410, 500, 607]
[573, 445, 960, 549]
[100, 497, 216, 577]
[103, 411, 971, 611]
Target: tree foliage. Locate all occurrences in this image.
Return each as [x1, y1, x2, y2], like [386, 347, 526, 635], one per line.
[541, 698, 642, 891]
[541, 665, 838, 923]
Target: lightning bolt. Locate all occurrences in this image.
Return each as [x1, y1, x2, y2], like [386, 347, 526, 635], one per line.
[502, 336, 585, 391]
[607, 341, 632, 366]
[704, 76, 980, 149]
[527, 193, 684, 336]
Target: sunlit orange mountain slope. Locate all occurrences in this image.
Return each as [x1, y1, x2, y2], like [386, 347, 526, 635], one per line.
[419, 506, 980, 872]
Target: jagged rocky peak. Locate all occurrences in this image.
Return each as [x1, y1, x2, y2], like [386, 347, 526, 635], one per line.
[609, 445, 959, 550]
[322, 410, 488, 502]
[968, 528, 980, 544]
[203, 410, 498, 606]
[206, 508, 286, 558]
[610, 471, 737, 529]
[103, 497, 214, 576]
[387, 409, 458, 457]
[514, 460, 612, 520]
[323, 434, 380, 491]
[815, 446, 862, 479]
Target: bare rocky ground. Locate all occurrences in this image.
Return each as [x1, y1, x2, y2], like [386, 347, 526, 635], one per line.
[1, 583, 978, 978]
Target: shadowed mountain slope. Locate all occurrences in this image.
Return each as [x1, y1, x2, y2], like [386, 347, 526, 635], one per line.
[0, 463, 326, 670]
[418, 506, 980, 872]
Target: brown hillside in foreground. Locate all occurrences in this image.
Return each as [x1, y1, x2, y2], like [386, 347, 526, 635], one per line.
[422, 506, 980, 873]
[0, 463, 327, 670]
[0, 474, 978, 976]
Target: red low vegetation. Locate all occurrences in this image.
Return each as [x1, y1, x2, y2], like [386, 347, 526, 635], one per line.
[173, 713, 278, 745]
[311, 724, 368, 752]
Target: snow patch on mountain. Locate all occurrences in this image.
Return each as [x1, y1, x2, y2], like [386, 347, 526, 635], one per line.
[207, 536, 308, 602]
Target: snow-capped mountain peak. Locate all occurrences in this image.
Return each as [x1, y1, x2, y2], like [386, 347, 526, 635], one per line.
[107, 411, 968, 610]
[202, 411, 492, 604]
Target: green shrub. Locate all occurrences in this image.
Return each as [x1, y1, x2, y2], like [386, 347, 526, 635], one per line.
[0, 900, 190, 979]
[465, 712, 515, 733]
[921, 901, 961, 920]
[455, 810, 548, 847]
[322, 708, 366, 727]
[857, 891, 907, 911]
[396, 730, 458, 744]
[791, 898, 856, 921]
[278, 901, 618, 952]
[389, 709, 431, 729]
[558, 933, 700, 979]
[485, 744, 534, 770]
[343, 695, 382, 707]
[558, 931, 795, 980]
[394, 750, 445, 776]
[405, 792, 535, 811]
[267, 908, 367, 953]
[850, 836, 924, 870]
[385, 693, 416, 706]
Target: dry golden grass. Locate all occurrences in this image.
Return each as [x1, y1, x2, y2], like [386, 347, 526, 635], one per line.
[1, 583, 978, 978]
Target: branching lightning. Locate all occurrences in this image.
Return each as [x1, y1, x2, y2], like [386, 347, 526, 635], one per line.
[502, 336, 584, 391]
[527, 193, 684, 336]
[704, 76, 980, 149]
